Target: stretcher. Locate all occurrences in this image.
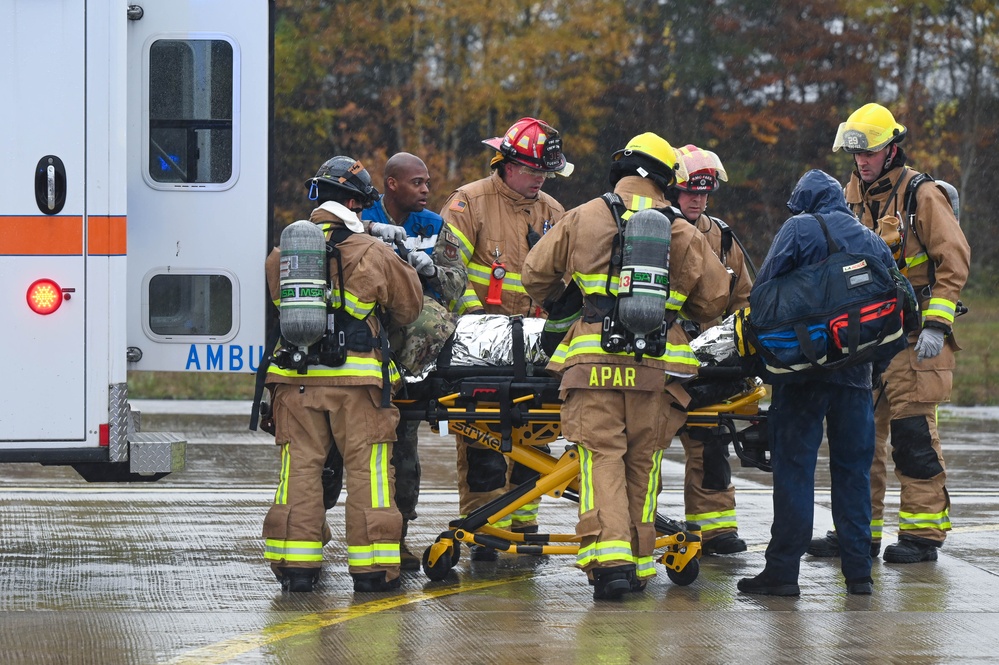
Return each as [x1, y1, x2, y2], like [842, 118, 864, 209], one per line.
[393, 316, 770, 586]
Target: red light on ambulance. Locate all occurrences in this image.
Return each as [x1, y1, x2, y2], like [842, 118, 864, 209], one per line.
[26, 279, 64, 315]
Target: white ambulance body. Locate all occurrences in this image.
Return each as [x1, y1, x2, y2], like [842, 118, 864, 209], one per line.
[0, 1, 270, 480]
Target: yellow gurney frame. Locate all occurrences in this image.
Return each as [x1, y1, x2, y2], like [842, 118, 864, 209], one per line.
[395, 364, 768, 586]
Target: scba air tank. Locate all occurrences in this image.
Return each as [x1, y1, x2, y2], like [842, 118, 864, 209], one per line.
[617, 208, 672, 351]
[279, 220, 328, 348]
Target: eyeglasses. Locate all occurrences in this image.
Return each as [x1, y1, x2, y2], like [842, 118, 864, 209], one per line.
[516, 165, 556, 179]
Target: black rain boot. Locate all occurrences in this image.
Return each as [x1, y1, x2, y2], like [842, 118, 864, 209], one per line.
[592, 565, 636, 601]
[278, 567, 320, 593]
[702, 532, 748, 555]
[883, 535, 940, 563]
[352, 571, 402, 592]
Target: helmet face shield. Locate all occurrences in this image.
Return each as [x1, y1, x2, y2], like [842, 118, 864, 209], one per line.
[833, 121, 896, 153]
[675, 146, 727, 191]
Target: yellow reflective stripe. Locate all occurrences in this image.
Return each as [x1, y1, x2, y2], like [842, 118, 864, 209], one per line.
[899, 509, 951, 530]
[268, 356, 400, 382]
[452, 289, 483, 314]
[544, 311, 580, 333]
[642, 449, 663, 523]
[347, 543, 401, 567]
[924, 297, 957, 323]
[577, 540, 635, 567]
[576, 272, 620, 295]
[264, 539, 324, 562]
[578, 446, 594, 514]
[905, 251, 929, 270]
[329, 289, 375, 318]
[271, 297, 281, 308]
[548, 334, 698, 367]
[467, 261, 528, 294]
[274, 444, 290, 505]
[466, 262, 492, 284]
[871, 518, 884, 539]
[628, 194, 654, 211]
[369, 443, 391, 508]
[685, 509, 737, 532]
[636, 556, 657, 579]
[665, 290, 687, 311]
[449, 225, 474, 263]
[491, 515, 513, 528]
[511, 503, 540, 522]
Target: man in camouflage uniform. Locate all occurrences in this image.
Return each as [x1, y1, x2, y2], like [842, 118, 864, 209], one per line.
[361, 152, 466, 569]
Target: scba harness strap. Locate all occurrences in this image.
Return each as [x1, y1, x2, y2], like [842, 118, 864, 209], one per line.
[594, 193, 673, 360]
[269, 226, 393, 405]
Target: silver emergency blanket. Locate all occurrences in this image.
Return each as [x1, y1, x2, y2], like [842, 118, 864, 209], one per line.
[449, 315, 549, 366]
[404, 314, 550, 383]
[690, 313, 739, 366]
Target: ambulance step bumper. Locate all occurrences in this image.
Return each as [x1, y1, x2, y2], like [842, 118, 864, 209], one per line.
[127, 432, 187, 474]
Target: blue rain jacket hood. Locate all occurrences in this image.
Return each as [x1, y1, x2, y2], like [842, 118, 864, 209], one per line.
[754, 169, 898, 388]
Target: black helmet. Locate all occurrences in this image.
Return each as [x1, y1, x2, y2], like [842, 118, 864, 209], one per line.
[305, 156, 380, 208]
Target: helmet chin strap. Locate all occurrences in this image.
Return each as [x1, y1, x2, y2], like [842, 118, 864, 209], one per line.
[878, 144, 898, 179]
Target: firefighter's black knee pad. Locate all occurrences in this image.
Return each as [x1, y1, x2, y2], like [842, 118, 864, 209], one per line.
[466, 446, 508, 492]
[702, 438, 732, 491]
[890, 415, 943, 480]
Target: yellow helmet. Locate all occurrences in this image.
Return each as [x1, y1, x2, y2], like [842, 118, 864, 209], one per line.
[832, 103, 907, 153]
[613, 132, 688, 183]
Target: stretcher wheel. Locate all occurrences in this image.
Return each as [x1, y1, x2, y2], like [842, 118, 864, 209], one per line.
[422, 541, 459, 581]
[666, 557, 699, 586]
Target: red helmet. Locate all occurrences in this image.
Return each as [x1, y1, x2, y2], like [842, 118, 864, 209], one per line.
[483, 117, 574, 176]
[674, 145, 727, 192]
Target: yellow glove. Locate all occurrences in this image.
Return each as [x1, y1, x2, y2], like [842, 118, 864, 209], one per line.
[734, 307, 756, 357]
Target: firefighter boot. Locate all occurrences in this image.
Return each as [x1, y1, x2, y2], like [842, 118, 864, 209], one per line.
[883, 535, 940, 563]
[470, 545, 499, 562]
[592, 565, 636, 601]
[701, 532, 747, 555]
[399, 520, 421, 571]
[352, 571, 402, 593]
[278, 567, 320, 593]
[399, 540, 421, 571]
[807, 530, 882, 558]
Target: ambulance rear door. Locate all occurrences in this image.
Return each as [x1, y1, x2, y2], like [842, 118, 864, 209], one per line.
[1, 1, 88, 443]
[125, 1, 271, 374]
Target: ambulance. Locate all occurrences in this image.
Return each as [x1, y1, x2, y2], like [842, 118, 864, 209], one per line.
[0, 1, 271, 480]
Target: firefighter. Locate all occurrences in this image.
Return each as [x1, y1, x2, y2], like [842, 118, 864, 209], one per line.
[808, 103, 971, 563]
[440, 117, 571, 560]
[522, 133, 730, 599]
[262, 156, 423, 592]
[360, 151, 466, 570]
[671, 145, 754, 555]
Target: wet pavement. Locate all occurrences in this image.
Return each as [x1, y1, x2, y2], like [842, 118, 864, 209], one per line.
[1, 402, 998, 664]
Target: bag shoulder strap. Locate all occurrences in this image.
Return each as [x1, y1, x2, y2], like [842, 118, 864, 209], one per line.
[812, 213, 841, 254]
[709, 216, 733, 262]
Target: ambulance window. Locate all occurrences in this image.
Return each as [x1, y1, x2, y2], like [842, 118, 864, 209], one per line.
[148, 38, 236, 187]
[147, 273, 234, 337]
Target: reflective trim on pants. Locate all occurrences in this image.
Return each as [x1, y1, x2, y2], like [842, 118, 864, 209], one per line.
[347, 543, 402, 567]
[636, 555, 657, 579]
[370, 443, 391, 508]
[577, 540, 635, 568]
[686, 508, 738, 533]
[899, 509, 951, 531]
[642, 449, 664, 523]
[264, 538, 324, 563]
[274, 444, 291, 505]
